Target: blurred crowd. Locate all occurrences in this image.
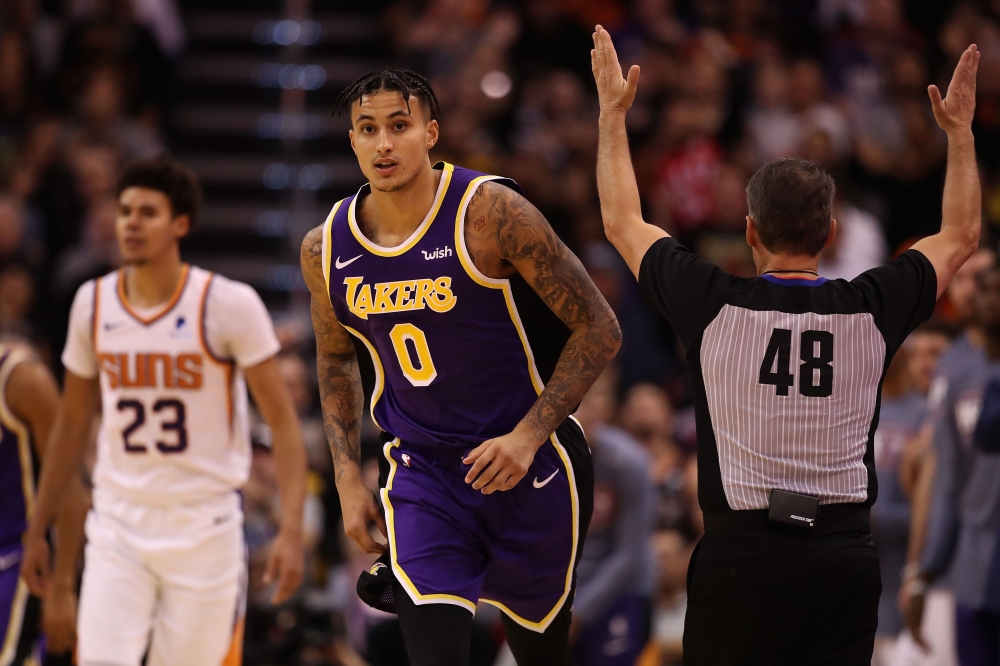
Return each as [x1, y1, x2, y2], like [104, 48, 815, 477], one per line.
[0, 0, 180, 366]
[5, 0, 1000, 665]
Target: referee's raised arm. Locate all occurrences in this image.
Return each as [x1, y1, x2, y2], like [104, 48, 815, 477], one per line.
[591, 26, 667, 278]
[911, 44, 982, 297]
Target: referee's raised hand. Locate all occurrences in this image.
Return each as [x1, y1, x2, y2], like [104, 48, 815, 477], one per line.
[929, 44, 980, 134]
[591, 25, 639, 116]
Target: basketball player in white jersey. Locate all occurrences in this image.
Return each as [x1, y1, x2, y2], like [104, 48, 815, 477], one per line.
[19, 157, 308, 666]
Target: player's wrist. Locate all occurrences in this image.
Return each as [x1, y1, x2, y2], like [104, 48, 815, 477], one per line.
[515, 419, 550, 449]
[277, 524, 304, 541]
[333, 463, 365, 490]
[48, 576, 75, 595]
[23, 520, 48, 541]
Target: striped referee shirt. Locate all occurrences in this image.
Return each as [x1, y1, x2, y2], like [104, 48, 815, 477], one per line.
[639, 238, 937, 512]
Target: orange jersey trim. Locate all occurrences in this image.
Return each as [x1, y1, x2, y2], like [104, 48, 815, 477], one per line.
[220, 618, 244, 666]
[91, 277, 102, 349]
[116, 264, 191, 326]
[198, 272, 235, 426]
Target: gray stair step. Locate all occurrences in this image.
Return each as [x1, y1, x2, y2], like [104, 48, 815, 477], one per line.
[187, 12, 379, 45]
[172, 105, 350, 139]
[181, 154, 362, 189]
[179, 55, 381, 87]
[197, 203, 329, 233]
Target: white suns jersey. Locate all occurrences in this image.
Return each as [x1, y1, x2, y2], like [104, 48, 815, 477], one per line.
[78, 266, 276, 507]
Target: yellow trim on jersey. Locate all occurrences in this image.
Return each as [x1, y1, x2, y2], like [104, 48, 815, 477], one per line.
[347, 163, 454, 257]
[453, 175, 545, 396]
[341, 325, 385, 431]
[0, 576, 30, 664]
[479, 426, 581, 633]
[321, 199, 345, 299]
[380, 438, 478, 615]
[0, 348, 35, 524]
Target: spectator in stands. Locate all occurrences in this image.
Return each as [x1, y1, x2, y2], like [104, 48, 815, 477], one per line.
[571, 368, 655, 666]
[0, 261, 36, 342]
[621, 383, 700, 540]
[582, 242, 681, 390]
[64, 66, 162, 161]
[872, 341, 931, 665]
[637, 530, 692, 666]
[906, 265, 1000, 663]
[0, 29, 37, 140]
[648, 95, 725, 244]
[0, 196, 27, 265]
[745, 60, 799, 165]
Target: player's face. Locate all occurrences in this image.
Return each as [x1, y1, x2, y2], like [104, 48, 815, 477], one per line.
[906, 332, 949, 395]
[949, 249, 996, 323]
[349, 91, 439, 193]
[117, 187, 189, 265]
[975, 269, 1000, 332]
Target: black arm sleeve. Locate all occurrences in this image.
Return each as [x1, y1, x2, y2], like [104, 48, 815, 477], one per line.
[851, 249, 938, 354]
[637, 237, 735, 349]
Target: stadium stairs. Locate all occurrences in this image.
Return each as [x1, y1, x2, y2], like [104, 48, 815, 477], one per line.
[172, 0, 389, 311]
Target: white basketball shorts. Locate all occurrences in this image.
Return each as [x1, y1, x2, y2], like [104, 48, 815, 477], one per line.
[77, 492, 246, 666]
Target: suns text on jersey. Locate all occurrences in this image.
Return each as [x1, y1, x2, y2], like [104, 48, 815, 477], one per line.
[343, 276, 457, 320]
[98, 352, 204, 389]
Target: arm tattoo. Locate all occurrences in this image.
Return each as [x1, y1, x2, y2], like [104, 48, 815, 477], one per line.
[468, 183, 622, 442]
[300, 227, 364, 482]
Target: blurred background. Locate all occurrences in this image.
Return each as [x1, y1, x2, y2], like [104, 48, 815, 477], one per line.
[2, 0, 998, 664]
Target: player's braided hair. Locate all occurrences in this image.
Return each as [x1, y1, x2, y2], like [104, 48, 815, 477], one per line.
[333, 69, 441, 120]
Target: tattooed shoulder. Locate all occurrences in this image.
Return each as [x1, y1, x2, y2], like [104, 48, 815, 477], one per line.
[300, 224, 327, 294]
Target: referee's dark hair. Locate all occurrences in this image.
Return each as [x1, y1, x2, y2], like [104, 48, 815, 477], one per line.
[746, 158, 836, 256]
[116, 156, 203, 229]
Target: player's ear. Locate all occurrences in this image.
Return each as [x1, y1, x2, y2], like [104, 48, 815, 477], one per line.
[823, 219, 837, 250]
[426, 119, 439, 150]
[349, 128, 357, 155]
[172, 213, 191, 239]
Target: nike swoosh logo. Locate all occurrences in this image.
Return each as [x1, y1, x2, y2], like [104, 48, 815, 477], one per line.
[335, 254, 363, 269]
[533, 470, 558, 489]
[103, 321, 127, 331]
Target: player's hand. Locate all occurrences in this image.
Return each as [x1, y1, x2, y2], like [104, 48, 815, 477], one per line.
[929, 44, 980, 135]
[338, 474, 388, 555]
[464, 424, 543, 494]
[263, 528, 304, 605]
[42, 582, 77, 654]
[591, 24, 640, 116]
[900, 577, 930, 652]
[19, 529, 51, 596]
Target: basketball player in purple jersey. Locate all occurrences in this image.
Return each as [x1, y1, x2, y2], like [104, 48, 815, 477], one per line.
[301, 70, 621, 665]
[0, 343, 86, 665]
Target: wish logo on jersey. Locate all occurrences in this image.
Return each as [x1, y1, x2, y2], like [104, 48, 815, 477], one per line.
[343, 275, 457, 320]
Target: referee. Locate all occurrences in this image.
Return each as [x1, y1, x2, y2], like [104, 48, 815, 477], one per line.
[591, 27, 981, 666]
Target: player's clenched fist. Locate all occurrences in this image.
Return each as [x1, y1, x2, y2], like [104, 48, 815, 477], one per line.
[591, 25, 640, 117]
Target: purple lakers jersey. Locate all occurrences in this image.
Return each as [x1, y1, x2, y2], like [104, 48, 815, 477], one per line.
[0, 346, 34, 548]
[322, 162, 570, 449]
